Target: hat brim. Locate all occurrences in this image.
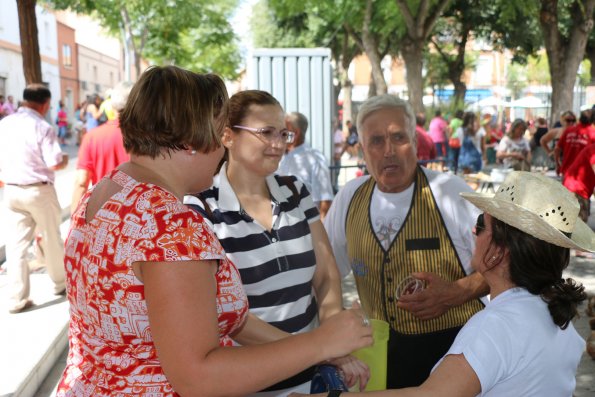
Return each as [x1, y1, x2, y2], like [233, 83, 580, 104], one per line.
[461, 191, 595, 252]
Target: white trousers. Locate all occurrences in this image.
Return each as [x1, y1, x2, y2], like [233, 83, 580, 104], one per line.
[4, 184, 65, 310]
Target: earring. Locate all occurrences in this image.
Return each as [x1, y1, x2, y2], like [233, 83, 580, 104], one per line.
[190, 150, 197, 155]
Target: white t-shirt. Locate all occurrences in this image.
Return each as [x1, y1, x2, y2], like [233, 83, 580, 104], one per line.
[334, 129, 344, 156]
[324, 168, 481, 280]
[437, 288, 585, 396]
[497, 136, 531, 168]
[472, 128, 486, 154]
[371, 183, 414, 250]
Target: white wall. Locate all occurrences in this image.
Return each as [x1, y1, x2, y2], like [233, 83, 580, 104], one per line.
[0, 3, 61, 123]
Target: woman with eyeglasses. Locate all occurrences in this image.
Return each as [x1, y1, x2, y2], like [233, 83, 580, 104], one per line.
[292, 171, 591, 397]
[540, 110, 576, 160]
[185, 90, 370, 396]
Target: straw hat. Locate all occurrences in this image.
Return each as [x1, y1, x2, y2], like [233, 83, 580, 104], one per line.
[460, 171, 595, 252]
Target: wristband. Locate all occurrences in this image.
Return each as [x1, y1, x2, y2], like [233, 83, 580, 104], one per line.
[327, 390, 343, 397]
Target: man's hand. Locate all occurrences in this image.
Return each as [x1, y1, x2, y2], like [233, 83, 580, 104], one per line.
[396, 272, 457, 320]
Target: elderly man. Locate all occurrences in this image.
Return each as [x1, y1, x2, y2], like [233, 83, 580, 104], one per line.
[278, 111, 334, 219]
[324, 94, 488, 388]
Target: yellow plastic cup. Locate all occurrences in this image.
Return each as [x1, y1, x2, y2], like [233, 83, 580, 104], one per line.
[352, 319, 390, 391]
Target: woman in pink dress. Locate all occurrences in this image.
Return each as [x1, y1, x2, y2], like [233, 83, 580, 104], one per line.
[57, 66, 372, 397]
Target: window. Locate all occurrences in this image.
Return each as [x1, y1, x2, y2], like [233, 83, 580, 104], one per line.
[62, 45, 72, 67]
[0, 77, 6, 97]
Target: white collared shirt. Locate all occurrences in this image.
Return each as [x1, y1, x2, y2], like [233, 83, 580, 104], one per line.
[277, 143, 334, 204]
[0, 107, 63, 184]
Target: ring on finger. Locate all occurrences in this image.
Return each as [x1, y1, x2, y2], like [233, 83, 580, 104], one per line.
[362, 314, 370, 327]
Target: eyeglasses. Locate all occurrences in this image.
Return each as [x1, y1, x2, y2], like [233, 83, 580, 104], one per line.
[233, 125, 295, 144]
[565, 118, 576, 123]
[474, 213, 486, 236]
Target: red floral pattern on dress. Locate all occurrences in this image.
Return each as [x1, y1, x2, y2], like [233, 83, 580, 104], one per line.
[57, 170, 248, 396]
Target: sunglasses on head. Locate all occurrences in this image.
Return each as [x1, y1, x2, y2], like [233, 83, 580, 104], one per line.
[474, 213, 486, 236]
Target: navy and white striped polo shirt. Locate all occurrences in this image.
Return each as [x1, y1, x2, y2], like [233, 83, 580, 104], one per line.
[185, 163, 321, 334]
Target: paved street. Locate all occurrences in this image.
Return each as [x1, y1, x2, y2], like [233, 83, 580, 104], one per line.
[0, 151, 594, 396]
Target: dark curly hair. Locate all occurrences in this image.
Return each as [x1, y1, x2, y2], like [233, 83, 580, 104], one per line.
[486, 216, 586, 329]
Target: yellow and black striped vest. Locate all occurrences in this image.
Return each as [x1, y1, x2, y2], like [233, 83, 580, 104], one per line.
[346, 168, 484, 334]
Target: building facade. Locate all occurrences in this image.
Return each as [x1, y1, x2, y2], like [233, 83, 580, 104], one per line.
[0, 3, 61, 122]
[77, 44, 120, 104]
[56, 21, 79, 120]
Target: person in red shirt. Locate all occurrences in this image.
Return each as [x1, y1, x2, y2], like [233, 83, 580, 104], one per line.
[56, 101, 68, 145]
[415, 112, 437, 164]
[71, 82, 133, 213]
[563, 143, 595, 222]
[555, 109, 595, 178]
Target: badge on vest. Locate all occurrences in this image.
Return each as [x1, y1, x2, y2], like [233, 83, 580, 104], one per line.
[351, 260, 368, 277]
[405, 237, 440, 251]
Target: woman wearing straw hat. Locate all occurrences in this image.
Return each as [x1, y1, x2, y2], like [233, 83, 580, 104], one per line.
[294, 171, 592, 396]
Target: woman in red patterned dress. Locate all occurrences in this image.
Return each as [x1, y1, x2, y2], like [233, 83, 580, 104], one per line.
[57, 66, 372, 397]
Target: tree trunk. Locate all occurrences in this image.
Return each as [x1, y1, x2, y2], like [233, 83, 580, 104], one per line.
[539, 0, 595, 125]
[339, 29, 355, 128]
[368, 71, 377, 98]
[17, 0, 42, 84]
[362, 0, 387, 95]
[452, 80, 467, 108]
[401, 38, 425, 114]
[432, 23, 469, 111]
[342, 80, 353, 128]
[134, 50, 142, 78]
[395, 0, 452, 113]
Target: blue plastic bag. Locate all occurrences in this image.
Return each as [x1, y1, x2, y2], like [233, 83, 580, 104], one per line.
[310, 365, 349, 393]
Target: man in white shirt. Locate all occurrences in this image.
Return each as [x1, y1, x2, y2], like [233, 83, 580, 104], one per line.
[0, 84, 69, 313]
[278, 112, 334, 219]
[2, 95, 16, 116]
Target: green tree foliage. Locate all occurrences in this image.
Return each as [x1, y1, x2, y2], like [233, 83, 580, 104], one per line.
[45, 0, 241, 79]
[252, 0, 364, 122]
[474, 1, 543, 64]
[526, 53, 551, 85]
[395, 0, 452, 113]
[429, 0, 489, 106]
[506, 63, 529, 99]
[251, 0, 316, 48]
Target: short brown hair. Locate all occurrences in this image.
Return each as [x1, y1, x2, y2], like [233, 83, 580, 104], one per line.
[228, 90, 281, 129]
[120, 65, 228, 158]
